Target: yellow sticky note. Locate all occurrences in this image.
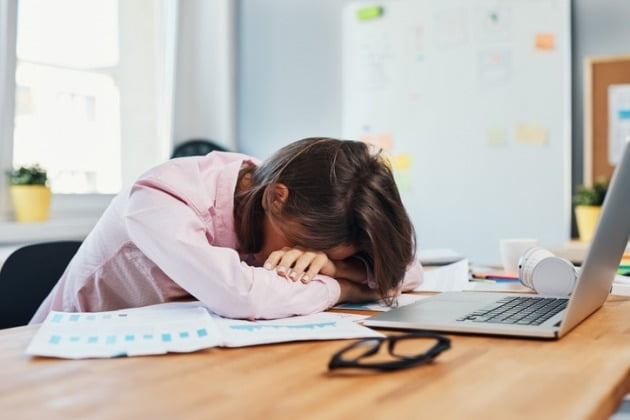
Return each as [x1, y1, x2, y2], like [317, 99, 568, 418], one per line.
[515, 124, 547, 146]
[535, 33, 555, 50]
[393, 153, 412, 171]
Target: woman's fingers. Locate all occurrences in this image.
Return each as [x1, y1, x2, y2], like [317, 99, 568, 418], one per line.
[288, 251, 317, 282]
[263, 247, 334, 283]
[277, 248, 306, 277]
[302, 253, 331, 283]
[263, 247, 291, 270]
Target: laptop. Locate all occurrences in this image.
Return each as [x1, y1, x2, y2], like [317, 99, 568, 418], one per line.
[365, 142, 630, 339]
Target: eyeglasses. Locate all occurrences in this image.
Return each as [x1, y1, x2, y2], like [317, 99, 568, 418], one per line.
[328, 332, 451, 371]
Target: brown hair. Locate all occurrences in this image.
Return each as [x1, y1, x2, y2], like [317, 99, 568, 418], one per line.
[234, 137, 416, 304]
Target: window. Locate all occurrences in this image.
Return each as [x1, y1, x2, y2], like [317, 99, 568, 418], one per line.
[15, 0, 121, 193]
[1, 0, 238, 233]
[0, 0, 177, 225]
[14, 0, 121, 193]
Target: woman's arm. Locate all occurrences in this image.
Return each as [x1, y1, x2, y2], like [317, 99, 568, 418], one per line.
[124, 171, 342, 320]
[262, 248, 396, 304]
[264, 247, 424, 293]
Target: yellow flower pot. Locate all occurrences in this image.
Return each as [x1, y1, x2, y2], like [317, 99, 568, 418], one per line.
[10, 185, 52, 222]
[575, 205, 601, 242]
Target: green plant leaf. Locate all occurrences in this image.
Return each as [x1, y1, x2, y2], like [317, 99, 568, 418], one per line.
[6, 164, 48, 186]
[573, 177, 608, 206]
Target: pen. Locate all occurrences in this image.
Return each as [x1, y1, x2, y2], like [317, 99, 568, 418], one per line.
[472, 272, 520, 282]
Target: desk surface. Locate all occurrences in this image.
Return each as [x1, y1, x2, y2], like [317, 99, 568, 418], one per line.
[2, 296, 630, 419]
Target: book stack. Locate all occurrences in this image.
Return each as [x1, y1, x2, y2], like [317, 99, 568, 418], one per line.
[618, 253, 630, 276]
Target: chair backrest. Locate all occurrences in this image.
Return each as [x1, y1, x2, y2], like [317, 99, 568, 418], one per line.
[0, 241, 81, 329]
[171, 139, 228, 159]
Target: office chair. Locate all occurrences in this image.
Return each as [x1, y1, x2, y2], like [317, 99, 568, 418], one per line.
[0, 241, 82, 329]
[171, 139, 229, 158]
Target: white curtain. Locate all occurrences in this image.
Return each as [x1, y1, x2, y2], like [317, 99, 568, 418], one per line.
[156, 0, 180, 161]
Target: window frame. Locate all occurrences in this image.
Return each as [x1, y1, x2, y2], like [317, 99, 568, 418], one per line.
[0, 0, 18, 223]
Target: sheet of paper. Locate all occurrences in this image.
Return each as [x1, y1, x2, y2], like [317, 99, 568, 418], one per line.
[26, 302, 383, 359]
[608, 84, 630, 166]
[325, 312, 370, 322]
[414, 259, 472, 292]
[417, 248, 465, 265]
[26, 302, 222, 359]
[214, 312, 383, 347]
[468, 280, 530, 293]
[611, 282, 630, 296]
[333, 293, 430, 312]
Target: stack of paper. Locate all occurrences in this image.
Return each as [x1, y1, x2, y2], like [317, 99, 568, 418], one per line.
[417, 248, 465, 266]
[414, 259, 472, 292]
[618, 253, 630, 276]
[26, 302, 382, 359]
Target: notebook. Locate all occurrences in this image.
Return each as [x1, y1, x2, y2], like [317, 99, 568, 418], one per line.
[364, 142, 630, 339]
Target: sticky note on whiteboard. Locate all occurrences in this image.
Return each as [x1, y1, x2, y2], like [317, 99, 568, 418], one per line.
[357, 5, 383, 21]
[515, 124, 547, 146]
[393, 153, 412, 171]
[535, 33, 555, 50]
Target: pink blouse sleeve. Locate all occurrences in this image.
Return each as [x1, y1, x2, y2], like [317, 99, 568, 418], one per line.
[400, 259, 424, 291]
[124, 171, 341, 320]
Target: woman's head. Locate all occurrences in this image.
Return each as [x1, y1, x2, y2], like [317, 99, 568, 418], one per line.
[234, 137, 416, 303]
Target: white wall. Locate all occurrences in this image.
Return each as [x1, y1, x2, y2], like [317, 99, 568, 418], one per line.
[237, 0, 351, 159]
[173, 0, 236, 151]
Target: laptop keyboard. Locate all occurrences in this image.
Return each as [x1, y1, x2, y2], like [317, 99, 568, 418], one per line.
[456, 296, 569, 326]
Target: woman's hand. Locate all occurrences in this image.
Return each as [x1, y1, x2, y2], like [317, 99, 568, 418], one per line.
[264, 247, 336, 283]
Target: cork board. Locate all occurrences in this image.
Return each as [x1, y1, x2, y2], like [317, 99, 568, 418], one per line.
[584, 55, 630, 185]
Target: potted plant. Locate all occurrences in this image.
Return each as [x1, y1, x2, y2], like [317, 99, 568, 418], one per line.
[6, 164, 51, 222]
[573, 177, 608, 242]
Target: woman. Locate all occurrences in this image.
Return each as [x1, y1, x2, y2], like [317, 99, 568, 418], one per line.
[31, 137, 422, 322]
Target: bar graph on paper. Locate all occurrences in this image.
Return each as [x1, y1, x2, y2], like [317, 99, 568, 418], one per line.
[228, 322, 337, 332]
[27, 304, 223, 359]
[215, 314, 382, 348]
[26, 302, 383, 358]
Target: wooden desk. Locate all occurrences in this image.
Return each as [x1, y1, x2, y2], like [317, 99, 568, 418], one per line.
[2, 296, 630, 419]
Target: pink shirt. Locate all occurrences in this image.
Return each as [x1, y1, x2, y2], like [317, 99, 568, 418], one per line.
[31, 152, 423, 322]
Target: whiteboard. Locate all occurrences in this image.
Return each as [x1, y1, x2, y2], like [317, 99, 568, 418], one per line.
[342, 0, 572, 265]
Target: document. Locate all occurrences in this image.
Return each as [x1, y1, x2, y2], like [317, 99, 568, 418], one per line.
[414, 259, 472, 292]
[333, 293, 429, 312]
[26, 302, 383, 359]
[608, 84, 630, 166]
[215, 312, 381, 348]
[417, 248, 465, 266]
